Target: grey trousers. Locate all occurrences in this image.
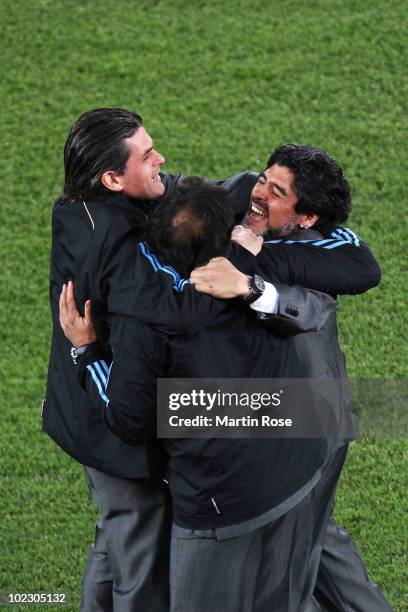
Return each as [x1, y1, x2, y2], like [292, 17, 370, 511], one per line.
[79, 461, 392, 612]
[169, 447, 392, 612]
[312, 516, 392, 611]
[79, 467, 171, 612]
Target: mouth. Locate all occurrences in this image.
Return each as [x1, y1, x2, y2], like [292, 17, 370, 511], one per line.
[152, 172, 162, 183]
[248, 200, 268, 220]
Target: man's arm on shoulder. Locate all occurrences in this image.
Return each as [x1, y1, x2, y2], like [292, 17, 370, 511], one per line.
[190, 257, 336, 335]
[105, 238, 228, 333]
[254, 232, 381, 295]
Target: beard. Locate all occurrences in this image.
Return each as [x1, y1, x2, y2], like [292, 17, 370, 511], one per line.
[261, 215, 299, 240]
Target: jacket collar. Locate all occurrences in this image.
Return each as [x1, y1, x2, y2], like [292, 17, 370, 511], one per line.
[287, 228, 324, 241]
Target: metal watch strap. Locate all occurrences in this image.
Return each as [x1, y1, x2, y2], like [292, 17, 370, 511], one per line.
[242, 274, 265, 305]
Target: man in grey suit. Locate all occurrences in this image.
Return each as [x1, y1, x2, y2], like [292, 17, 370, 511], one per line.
[191, 144, 392, 612]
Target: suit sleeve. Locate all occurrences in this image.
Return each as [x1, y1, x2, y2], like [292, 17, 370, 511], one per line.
[258, 285, 337, 336]
[78, 319, 167, 446]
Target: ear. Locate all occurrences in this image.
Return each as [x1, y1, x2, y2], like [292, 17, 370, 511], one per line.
[297, 213, 319, 229]
[101, 170, 124, 193]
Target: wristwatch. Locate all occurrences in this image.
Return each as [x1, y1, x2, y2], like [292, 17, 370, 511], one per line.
[242, 274, 265, 305]
[70, 344, 90, 366]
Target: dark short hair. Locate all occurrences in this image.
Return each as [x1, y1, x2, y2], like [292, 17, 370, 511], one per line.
[63, 107, 143, 202]
[266, 144, 351, 227]
[148, 177, 233, 276]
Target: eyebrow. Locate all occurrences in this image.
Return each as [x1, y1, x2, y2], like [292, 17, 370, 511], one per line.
[259, 172, 288, 197]
[143, 146, 153, 159]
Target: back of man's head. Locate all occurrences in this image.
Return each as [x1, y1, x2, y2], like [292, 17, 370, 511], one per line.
[148, 177, 233, 277]
[63, 107, 143, 203]
[267, 144, 351, 228]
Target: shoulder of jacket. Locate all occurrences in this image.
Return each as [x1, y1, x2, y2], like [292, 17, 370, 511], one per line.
[160, 172, 183, 197]
[55, 196, 137, 232]
[221, 171, 258, 192]
[53, 199, 103, 233]
[52, 198, 92, 227]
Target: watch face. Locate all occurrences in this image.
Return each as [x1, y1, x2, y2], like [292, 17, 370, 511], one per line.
[253, 274, 265, 293]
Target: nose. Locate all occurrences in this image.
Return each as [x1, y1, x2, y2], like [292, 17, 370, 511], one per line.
[154, 150, 165, 165]
[252, 183, 267, 202]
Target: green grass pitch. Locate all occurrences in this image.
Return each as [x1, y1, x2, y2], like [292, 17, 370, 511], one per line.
[0, 0, 407, 609]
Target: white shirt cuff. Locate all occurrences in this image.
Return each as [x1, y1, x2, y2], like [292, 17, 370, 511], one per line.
[250, 282, 279, 314]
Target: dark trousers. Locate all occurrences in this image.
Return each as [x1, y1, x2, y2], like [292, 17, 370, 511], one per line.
[169, 446, 391, 612]
[79, 467, 171, 612]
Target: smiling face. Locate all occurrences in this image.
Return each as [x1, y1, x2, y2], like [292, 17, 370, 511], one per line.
[244, 164, 300, 237]
[102, 126, 166, 200]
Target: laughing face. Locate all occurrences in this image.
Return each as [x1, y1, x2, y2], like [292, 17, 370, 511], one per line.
[243, 164, 300, 238]
[115, 127, 166, 200]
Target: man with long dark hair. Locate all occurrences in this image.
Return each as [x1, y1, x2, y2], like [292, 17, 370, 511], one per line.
[191, 144, 392, 611]
[44, 108, 172, 612]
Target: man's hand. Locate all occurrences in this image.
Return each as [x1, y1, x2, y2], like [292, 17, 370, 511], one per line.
[190, 257, 251, 299]
[232, 225, 263, 255]
[59, 280, 97, 347]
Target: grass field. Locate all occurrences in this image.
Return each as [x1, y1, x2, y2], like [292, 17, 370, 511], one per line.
[0, 0, 407, 610]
